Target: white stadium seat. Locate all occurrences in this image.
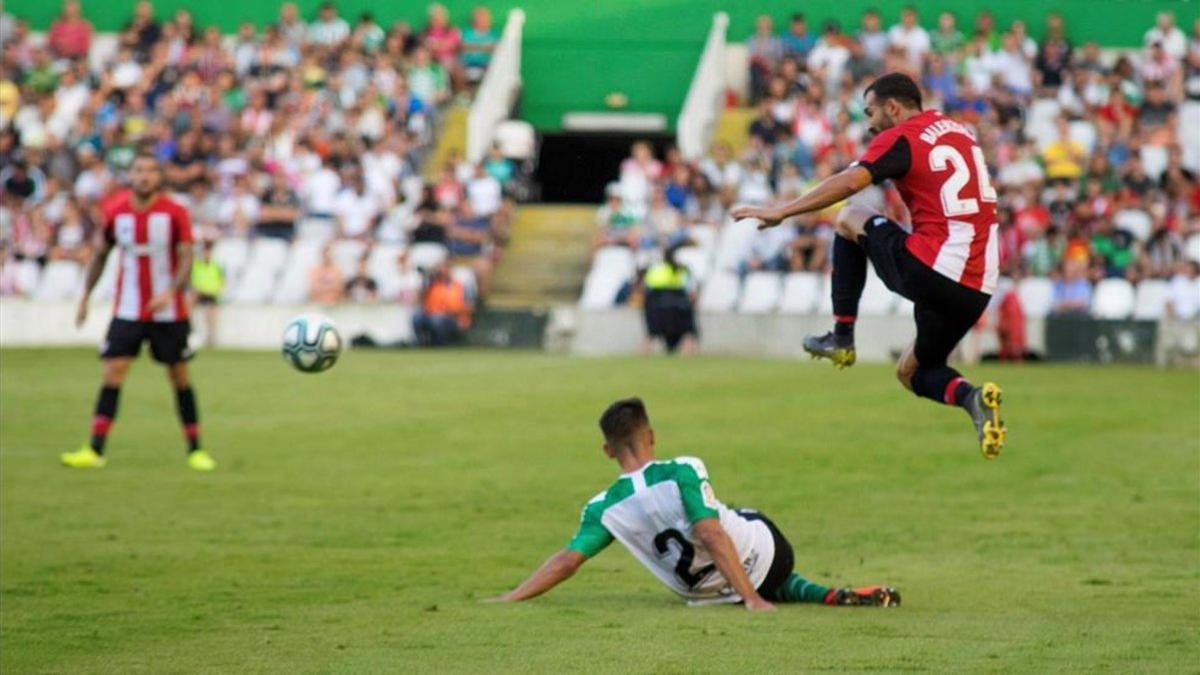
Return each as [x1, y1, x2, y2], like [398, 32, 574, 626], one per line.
[13, 260, 41, 296]
[331, 239, 368, 276]
[1180, 101, 1200, 172]
[231, 238, 289, 303]
[273, 239, 323, 304]
[858, 269, 897, 316]
[33, 261, 81, 301]
[212, 237, 250, 287]
[687, 224, 718, 252]
[817, 274, 833, 314]
[737, 272, 782, 313]
[493, 120, 537, 160]
[1017, 277, 1055, 319]
[698, 271, 740, 312]
[451, 265, 478, 301]
[1132, 280, 1170, 320]
[1068, 121, 1097, 154]
[367, 243, 407, 281]
[712, 218, 757, 272]
[592, 246, 637, 278]
[779, 272, 821, 314]
[296, 217, 337, 243]
[579, 269, 628, 309]
[673, 247, 711, 282]
[1091, 278, 1135, 319]
[1140, 145, 1169, 181]
[1113, 209, 1152, 242]
[1184, 234, 1200, 264]
[407, 243, 449, 272]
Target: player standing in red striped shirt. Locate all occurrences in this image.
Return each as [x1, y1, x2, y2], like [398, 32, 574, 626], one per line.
[732, 73, 1005, 459]
[62, 153, 216, 471]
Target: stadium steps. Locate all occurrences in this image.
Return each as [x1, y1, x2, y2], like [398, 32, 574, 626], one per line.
[488, 204, 595, 308]
[711, 106, 756, 155]
[423, 103, 470, 182]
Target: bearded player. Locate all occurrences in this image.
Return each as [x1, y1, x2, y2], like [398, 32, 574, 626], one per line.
[491, 398, 899, 610]
[732, 73, 1006, 459]
[61, 153, 216, 471]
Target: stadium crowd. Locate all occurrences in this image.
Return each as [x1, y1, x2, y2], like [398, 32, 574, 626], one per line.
[596, 9, 1200, 321]
[0, 0, 519, 342]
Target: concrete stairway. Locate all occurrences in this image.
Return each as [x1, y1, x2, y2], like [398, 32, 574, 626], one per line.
[488, 204, 595, 308]
[712, 106, 756, 156]
[423, 103, 469, 181]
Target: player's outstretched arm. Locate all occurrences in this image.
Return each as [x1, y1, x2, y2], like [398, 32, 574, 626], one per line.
[490, 549, 587, 602]
[730, 165, 873, 229]
[692, 518, 775, 612]
[75, 234, 115, 328]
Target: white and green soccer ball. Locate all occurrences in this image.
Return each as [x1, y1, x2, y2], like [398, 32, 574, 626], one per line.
[282, 314, 343, 373]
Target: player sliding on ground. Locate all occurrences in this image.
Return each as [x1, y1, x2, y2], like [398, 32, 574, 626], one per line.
[491, 398, 899, 611]
[731, 72, 1006, 459]
[60, 153, 215, 471]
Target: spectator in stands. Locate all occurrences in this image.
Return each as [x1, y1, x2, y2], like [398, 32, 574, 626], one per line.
[334, 166, 380, 240]
[930, 12, 964, 58]
[594, 184, 639, 250]
[1042, 116, 1087, 182]
[448, 202, 492, 296]
[345, 256, 379, 303]
[747, 15, 782, 102]
[257, 171, 300, 240]
[1091, 219, 1139, 280]
[1051, 258, 1094, 315]
[424, 3, 463, 88]
[742, 220, 794, 274]
[856, 9, 887, 72]
[781, 13, 815, 62]
[309, 246, 346, 304]
[122, 0, 161, 61]
[48, 1, 92, 60]
[309, 2, 350, 47]
[216, 175, 261, 237]
[461, 6, 498, 85]
[1145, 11, 1187, 60]
[888, 6, 930, 70]
[413, 260, 472, 347]
[1165, 260, 1200, 320]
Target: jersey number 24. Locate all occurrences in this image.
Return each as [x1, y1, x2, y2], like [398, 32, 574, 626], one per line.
[929, 145, 997, 218]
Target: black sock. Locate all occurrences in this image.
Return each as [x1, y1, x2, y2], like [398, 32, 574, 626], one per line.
[910, 366, 973, 406]
[831, 236, 867, 333]
[175, 387, 201, 453]
[90, 386, 121, 455]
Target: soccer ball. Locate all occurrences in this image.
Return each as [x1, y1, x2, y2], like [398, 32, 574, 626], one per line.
[282, 314, 343, 373]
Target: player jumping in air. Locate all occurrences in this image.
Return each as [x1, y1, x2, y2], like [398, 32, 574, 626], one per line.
[491, 398, 899, 610]
[731, 73, 1006, 459]
[61, 153, 216, 471]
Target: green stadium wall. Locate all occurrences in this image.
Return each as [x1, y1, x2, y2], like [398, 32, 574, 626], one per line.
[8, 0, 1197, 130]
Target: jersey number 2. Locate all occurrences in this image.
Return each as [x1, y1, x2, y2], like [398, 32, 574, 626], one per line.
[929, 145, 997, 217]
[654, 529, 716, 588]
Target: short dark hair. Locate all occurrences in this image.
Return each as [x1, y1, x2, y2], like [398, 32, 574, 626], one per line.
[599, 398, 649, 448]
[865, 72, 923, 110]
[791, 13, 805, 22]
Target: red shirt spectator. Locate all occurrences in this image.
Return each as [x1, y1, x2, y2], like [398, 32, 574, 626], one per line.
[48, 1, 93, 59]
[423, 4, 462, 65]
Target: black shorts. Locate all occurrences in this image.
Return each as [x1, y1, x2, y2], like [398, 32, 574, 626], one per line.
[738, 509, 795, 600]
[862, 216, 991, 368]
[101, 319, 193, 364]
[194, 293, 219, 306]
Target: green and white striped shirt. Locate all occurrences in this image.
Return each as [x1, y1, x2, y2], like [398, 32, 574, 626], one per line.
[567, 457, 776, 604]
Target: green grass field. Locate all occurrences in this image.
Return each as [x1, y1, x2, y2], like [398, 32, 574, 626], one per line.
[1, 348, 1197, 673]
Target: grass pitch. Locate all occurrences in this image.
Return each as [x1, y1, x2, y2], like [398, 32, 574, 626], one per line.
[1, 348, 1197, 673]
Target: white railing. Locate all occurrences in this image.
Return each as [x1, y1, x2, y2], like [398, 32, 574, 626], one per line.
[676, 12, 728, 161]
[467, 8, 525, 163]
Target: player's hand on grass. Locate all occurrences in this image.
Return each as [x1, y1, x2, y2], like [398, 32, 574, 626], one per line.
[145, 291, 174, 314]
[743, 595, 776, 612]
[730, 205, 783, 229]
[74, 296, 89, 328]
